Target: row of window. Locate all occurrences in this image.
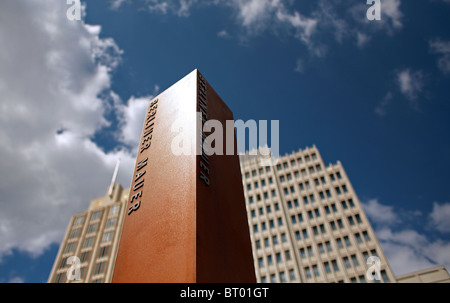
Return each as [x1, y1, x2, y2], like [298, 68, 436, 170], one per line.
[59, 245, 110, 270]
[72, 205, 121, 227]
[68, 217, 118, 240]
[252, 217, 284, 233]
[260, 268, 296, 283]
[64, 231, 115, 254]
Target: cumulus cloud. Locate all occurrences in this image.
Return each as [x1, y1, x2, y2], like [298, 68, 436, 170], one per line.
[429, 202, 450, 234]
[0, 0, 139, 261]
[397, 69, 424, 103]
[429, 39, 450, 75]
[362, 199, 450, 275]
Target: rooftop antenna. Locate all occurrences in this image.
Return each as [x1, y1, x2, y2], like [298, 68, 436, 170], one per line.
[108, 158, 121, 196]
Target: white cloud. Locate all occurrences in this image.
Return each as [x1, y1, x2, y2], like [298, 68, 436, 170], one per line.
[374, 91, 393, 116]
[429, 202, 450, 233]
[397, 68, 424, 102]
[429, 39, 450, 75]
[217, 29, 230, 38]
[0, 0, 136, 261]
[361, 199, 450, 276]
[8, 276, 25, 283]
[294, 58, 304, 73]
[361, 199, 397, 225]
[382, 0, 403, 30]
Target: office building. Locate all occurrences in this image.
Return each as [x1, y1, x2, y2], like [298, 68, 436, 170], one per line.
[47, 184, 129, 283]
[240, 145, 397, 283]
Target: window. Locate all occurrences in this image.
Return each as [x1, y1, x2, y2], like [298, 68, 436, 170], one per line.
[305, 267, 312, 278]
[87, 223, 98, 234]
[343, 256, 351, 268]
[276, 164, 282, 171]
[351, 254, 359, 266]
[266, 205, 271, 213]
[318, 243, 324, 253]
[329, 173, 335, 181]
[281, 233, 287, 243]
[276, 252, 282, 263]
[288, 201, 293, 209]
[245, 172, 250, 179]
[98, 245, 110, 258]
[279, 175, 285, 183]
[351, 277, 357, 283]
[266, 166, 271, 173]
[74, 215, 85, 226]
[294, 171, 300, 178]
[261, 222, 267, 231]
[331, 260, 339, 271]
[271, 190, 276, 197]
[255, 240, 261, 249]
[259, 207, 264, 215]
[348, 216, 355, 226]
[324, 262, 331, 273]
[319, 224, 326, 234]
[294, 199, 299, 207]
[309, 166, 315, 174]
[359, 275, 366, 283]
[313, 265, 319, 276]
[285, 250, 291, 260]
[314, 178, 320, 186]
[298, 213, 304, 222]
[283, 188, 289, 195]
[261, 276, 267, 283]
[109, 204, 120, 216]
[311, 153, 317, 160]
[257, 194, 261, 201]
[325, 241, 332, 252]
[336, 238, 343, 249]
[295, 231, 301, 241]
[290, 186, 295, 193]
[274, 203, 279, 211]
[315, 164, 322, 172]
[344, 236, 351, 246]
[261, 179, 266, 187]
[277, 217, 283, 226]
[80, 251, 90, 263]
[320, 176, 326, 184]
[308, 210, 314, 219]
[90, 210, 103, 221]
[64, 241, 76, 253]
[330, 221, 336, 231]
[272, 235, 278, 245]
[305, 155, 311, 162]
[324, 205, 330, 214]
[269, 177, 273, 184]
[283, 162, 288, 169]
[300, 248, 306, 258]
[264, 238, 270, 247]
[287, 173, 292, 181]
[355, 233, 362, 243]
[269, 220, 275, 228]
[370, 249, 378, 257]
[83, 237, 94, 248]
[252, 170, 257, 176]
[335, 187, 341, 195]
[267, 255, 273, 265]
[251, 210, 256, 218]
[314, 208, 320, 217]
[258, 257, 264, 267]
[381, 270, 389, 282]
[301, 169, 307, 177]
[254, 181, 259, 188]
[291, 215, 297, 224]
[363, 231, 370, 241]
[102, 231, 114, 243]
[326, 189, 331, 197]
[105, 217, 117, 229]
[259, 168, 264, 175]
[307, 246, 313, 257]
[247, 184, 251, 190]
[69, 228, 80, 239]
[341, 201, 348, 210]
[336, 171, 342, 179]
[249, 196, 254, 203]
[253, 224, 258, 233]
[355, 214, 362, 224]
[348, 199, 355, 207]
[303, 196, 309, 204]
[312, 226, 318, 235]
[302, 229, 309, 239]
[309, 194, 315, 203]
[271, 274, 276, 283]
[319, 191, 325, 199]
[337, 219, 344, 229]
[280, 271, 286, 283]
[342, 184, 348, 193]
[299, 183, 304, 191]
[289, 269, 296, 280]
[290, 159, 296, 166]
[331, 203, 337, 212]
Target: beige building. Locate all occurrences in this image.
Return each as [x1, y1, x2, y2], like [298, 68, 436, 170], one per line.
[47, 184, 129, 283]
[239, 145, 397, 283]
[396, 266, 450, 283]
[48, 145, 448, 283]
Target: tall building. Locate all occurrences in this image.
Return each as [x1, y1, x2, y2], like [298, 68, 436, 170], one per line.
[396, 265, 450, 283]
[47, 184, 129, 283]
[239, 145, 397, 283]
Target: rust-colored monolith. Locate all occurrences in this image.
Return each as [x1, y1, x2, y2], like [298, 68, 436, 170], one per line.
[112, 69, 256, 282]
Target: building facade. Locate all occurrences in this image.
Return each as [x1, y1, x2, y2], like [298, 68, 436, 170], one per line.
[396, 265, 450, 283]
[47, 184, 129, 283]
[239, 145, 397, 283]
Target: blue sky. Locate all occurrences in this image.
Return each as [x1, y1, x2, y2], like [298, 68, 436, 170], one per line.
[0, 0, 449, 283]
